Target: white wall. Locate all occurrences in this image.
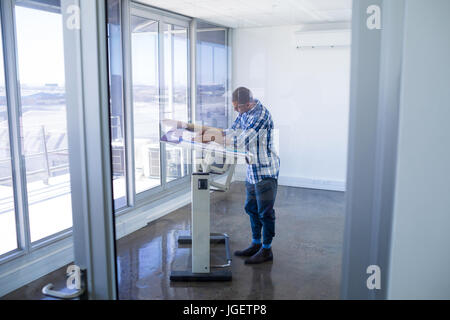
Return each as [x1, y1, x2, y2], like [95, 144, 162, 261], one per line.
[232, 25, 350, 191]
[387, 0, 450, 299]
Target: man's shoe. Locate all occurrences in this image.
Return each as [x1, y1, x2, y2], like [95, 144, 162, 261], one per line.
[244, 248, 273, 264]
[234, 243, 262, 257]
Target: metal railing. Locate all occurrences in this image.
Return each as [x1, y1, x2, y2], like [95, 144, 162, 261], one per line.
[0, 126, 69, 185]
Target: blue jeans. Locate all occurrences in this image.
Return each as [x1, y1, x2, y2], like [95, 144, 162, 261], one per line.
[245, 178, 278, 246]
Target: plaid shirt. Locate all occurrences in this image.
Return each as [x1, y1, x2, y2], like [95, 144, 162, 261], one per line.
[225, 100, 280, 184]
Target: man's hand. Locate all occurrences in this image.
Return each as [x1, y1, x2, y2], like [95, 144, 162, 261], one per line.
[203, 128, 224, 144]
[190, 128, 223, 144]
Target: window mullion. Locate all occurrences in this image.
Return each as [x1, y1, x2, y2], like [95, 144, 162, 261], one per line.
[158, 20, 166, 187]
[122, 0, 135, 207]
[189, 19, 198, 172]
[186, 22, 192, 176]
[0, 0, 31, 253]
[226, 28, 232, 129]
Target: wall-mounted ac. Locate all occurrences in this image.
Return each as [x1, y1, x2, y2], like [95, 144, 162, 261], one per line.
[295, 29, 351, 49]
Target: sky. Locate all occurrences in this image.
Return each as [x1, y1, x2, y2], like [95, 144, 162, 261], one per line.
[3, 5, 227, 89]
[15, 6, 66, 87]
[131, 22, 189, 87]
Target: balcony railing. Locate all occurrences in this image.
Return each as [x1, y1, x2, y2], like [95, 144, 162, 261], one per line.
[0, 126, 69, 185]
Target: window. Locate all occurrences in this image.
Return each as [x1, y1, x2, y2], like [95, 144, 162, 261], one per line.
[14, 2, 72, 242]
[105, 2, 193, 211]
[196, 22, 229, 129]
[130, 14, 161, 194]
[0, 0, 73, 261]
[0, 21, 17, 257]
[163, 24, 189, 183]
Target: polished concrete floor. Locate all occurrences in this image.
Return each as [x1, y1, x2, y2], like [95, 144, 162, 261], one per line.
[116, 182, 345, 300]
[3, 182, 345, 300]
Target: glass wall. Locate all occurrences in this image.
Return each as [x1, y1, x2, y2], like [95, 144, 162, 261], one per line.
[105, 2, 194, 210]
[0, 0, 230, 262]
[196, 22, 229, 129]
[14, 2, 72, 243]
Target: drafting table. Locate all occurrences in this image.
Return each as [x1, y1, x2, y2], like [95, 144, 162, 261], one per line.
[161, 128, 251, 282]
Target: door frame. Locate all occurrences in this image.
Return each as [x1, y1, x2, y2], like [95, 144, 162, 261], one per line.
[61, 0, 117, 300]
[341, 0, 406, 300]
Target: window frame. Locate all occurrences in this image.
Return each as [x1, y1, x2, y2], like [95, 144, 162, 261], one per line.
[0, 0, 73, 265]
[0, 3, 22, 263]
[116, 1, 192, 214]
[13, 0, 73, 248]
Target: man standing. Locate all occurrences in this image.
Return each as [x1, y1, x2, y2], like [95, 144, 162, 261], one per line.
[163, 87, 280, 264]
[224, 87, 280, 264]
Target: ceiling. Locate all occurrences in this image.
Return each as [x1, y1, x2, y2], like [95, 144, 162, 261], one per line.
[137, 0, 352, 28]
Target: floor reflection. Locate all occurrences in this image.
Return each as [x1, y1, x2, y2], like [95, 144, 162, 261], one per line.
[246, 263, 274, 300]
[116, 181, 345, 300]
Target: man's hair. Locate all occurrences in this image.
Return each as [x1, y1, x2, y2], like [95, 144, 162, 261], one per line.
[232, 87, 253, 105]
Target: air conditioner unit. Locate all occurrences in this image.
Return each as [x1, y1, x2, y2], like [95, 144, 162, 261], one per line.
[295, 29, 351, 49]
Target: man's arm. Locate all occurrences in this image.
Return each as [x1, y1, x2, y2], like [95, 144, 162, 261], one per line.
[162, 119, 221, 134]
[162, 119, 226, 143]
[201, 115, 245, 145]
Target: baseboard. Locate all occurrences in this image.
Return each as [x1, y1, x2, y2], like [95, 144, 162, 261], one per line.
[115, 189, 191, 240]
[278, 175, 346, 192]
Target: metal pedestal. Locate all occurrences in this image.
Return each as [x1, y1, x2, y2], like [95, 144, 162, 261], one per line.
[170, 173, 232, 282]
[170, 233, 232, 282]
